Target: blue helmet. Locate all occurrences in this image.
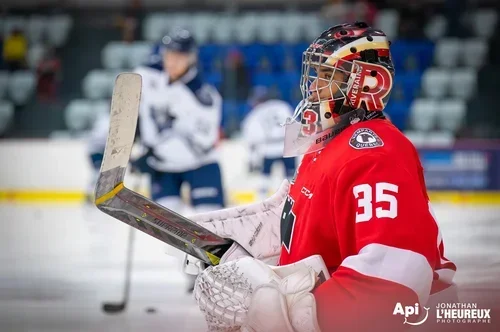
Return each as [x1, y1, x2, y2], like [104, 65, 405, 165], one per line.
[147, 43, 164, 70]
[162, 28, 197, 54]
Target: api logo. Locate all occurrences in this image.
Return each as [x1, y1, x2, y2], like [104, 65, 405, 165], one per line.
[393, 303, 430, 326]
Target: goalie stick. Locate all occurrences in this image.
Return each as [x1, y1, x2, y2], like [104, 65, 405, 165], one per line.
[94, 73, 234, 267]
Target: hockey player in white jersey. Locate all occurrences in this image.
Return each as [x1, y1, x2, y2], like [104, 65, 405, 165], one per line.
[133, 28, 224, 216]
[86, 110, 110, 202]
[131, 28, 225, 290]
[241, 86, 296, 200]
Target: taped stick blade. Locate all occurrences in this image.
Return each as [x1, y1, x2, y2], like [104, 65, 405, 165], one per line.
[95, 73, 142, 202]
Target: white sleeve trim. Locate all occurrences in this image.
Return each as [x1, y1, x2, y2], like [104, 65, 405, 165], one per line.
[341, 243, 433, 306]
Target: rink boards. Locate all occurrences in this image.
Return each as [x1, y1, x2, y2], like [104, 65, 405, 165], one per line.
[1, 139, 500, 205]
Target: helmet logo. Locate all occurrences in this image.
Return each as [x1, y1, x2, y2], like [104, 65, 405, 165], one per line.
[301, 109, 319, 136]
[347, 61, 393, 111]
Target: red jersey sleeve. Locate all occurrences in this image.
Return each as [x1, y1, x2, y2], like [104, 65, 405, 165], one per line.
[313, 152, 439, 331]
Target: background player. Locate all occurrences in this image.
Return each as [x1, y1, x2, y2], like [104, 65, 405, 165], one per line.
[132, 27, 225, 290]
[193, 22, 457, 331]
[241, 86, 296, 200]
[132, 28, 224, 215]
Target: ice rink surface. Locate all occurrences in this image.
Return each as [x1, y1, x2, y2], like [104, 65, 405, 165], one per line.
[0, 201, 499, 332]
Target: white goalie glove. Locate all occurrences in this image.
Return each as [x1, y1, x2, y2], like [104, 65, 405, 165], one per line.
[165, 179, 289, 282]
[189, 179, 290, 266]
[194, 255, 329, 332]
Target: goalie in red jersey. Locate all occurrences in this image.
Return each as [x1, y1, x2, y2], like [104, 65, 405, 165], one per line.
[192, 22, 457, 332]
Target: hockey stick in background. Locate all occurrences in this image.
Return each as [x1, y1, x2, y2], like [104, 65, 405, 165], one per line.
[94, 73, 234, 268]
[102, 225, 135, 314]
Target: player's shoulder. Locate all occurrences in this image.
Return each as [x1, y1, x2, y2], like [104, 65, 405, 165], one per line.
[134, 65, 163, 90]
[134, 65, 163, 77]
[253, 99, 293, 117]
[334, 119, 416, 161]
[262, 99, 292, 109]
[183, 73, 220, 107]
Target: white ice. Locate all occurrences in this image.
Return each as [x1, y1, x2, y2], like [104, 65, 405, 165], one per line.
[0, 202, 499, 331]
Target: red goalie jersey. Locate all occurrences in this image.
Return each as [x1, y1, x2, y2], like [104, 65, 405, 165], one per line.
[279, 118, 456, 331]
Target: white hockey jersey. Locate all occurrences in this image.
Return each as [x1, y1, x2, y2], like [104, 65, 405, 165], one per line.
[135, 66, 222, 172]
[87, 109, 110, 158]
[241, 99, 293, 159]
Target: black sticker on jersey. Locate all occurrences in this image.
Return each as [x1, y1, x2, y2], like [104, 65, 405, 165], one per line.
[349, 128, 384, 150]
[281, 195, 296, 253]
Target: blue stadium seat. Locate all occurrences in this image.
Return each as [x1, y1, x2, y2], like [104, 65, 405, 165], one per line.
[389, 40, 434, 73]
[384, 101, 410, 130]
[414, 41, 435, 71]
[252, 72, 278, 87]
[292, 43, 309, 69]
[221, 100, 238, 132]
[240, 44, 273, 71]
[278, 71, 301, 103]
[205, 72, 222, 89]
[393, 71, 422, 102]
[222, 100, 250, 134]
[198, 44, 229, 73]
[389, 41, 411, 72]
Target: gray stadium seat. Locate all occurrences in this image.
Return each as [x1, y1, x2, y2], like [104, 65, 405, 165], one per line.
[256, 13, 283, 43]
[301, 13, 324, 42]
[472, 9, 498, 39]
[462, 39, 488, 68]
[424, 15, 447, 41]
[434, 38, 460, 68]
[102, 42, 129, 70]
[128, 42, 153, 68]
[191, 13, 216, 44]
[166, 13, 190, 32]
[426, 131, 455, 147]
[422, 68, 451, 98]
[93, 99, 111, 118]
[403, 130, 427, 147]
[3, 16, 26, 36]
[0, 101, 14, 136]
[374, 9, 399, 40]
[143, 13, 169, 41]
[82, 70, 115, 99]
[449, 68, 476, 100]
[437, 99, 466, 133]
[27, 44, 46, 69]
[282, 13, 305, 43]
[27, 15, 48, 44]
[46, 14, 72, 47]
[409, 98, 439, 131]
[8, 71, 35, 106]
[64, 99, 95, 131]
[0, 71, 9, 100]
[233, 12, 259, 44]
[212, 15, 234, 43]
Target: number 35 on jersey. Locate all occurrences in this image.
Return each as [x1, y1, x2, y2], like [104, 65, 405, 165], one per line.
[353, 182, 399, 223]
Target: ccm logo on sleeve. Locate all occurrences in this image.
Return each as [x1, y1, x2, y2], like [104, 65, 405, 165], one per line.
[349, 128, 384, 149]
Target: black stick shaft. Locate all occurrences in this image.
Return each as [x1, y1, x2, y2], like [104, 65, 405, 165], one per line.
[102, 226, 135, 313]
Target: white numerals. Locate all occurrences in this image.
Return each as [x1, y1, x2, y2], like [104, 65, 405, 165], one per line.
[353, 184, 373, 222]
[353, 182, 399, 223]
